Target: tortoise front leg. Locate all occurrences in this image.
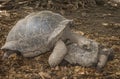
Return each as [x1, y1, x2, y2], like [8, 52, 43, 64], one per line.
[48, 40, 67, 67]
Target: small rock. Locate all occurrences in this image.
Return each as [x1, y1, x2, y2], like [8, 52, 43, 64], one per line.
[39, 72, 51, 79]
[62, 76, 68, 79]
[15, 74, 23, 78]
[51, 66, 60, 71]
[102, 23, 109, 26]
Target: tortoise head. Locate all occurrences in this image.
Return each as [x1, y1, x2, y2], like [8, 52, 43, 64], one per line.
[1, 41, 20, 60]
[2, 50, 15, 60]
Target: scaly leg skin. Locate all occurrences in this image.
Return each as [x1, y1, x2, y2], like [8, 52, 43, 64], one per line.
[96, 48, 113, 72]
[48, 40, 67, 67]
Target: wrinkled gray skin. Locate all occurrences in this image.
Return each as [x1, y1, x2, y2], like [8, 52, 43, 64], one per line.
[1, 11, 73, 60]
[49, 35, 114, 71]
[66, 38, 113, 70]
[65, 37, 99, 67]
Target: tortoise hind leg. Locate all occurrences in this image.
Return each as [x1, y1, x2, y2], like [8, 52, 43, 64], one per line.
[48, 40, 67, 67]
[96, 48, 114, 72]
